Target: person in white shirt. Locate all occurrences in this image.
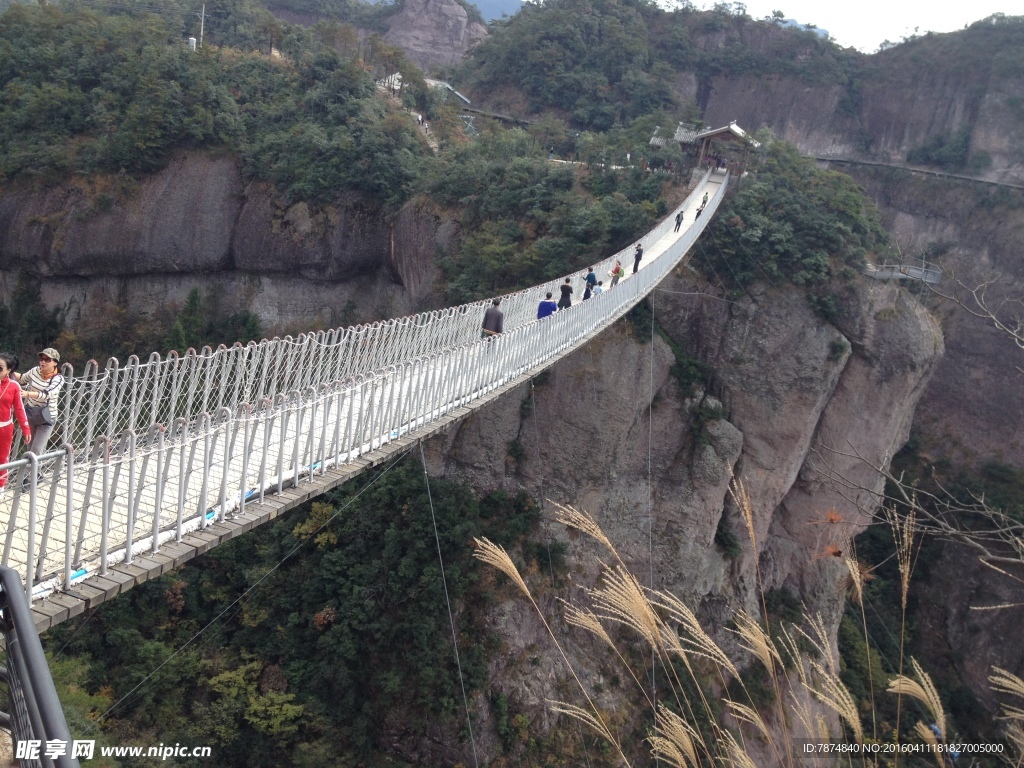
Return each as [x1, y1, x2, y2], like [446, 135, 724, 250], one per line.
[16, 347, 63, 455]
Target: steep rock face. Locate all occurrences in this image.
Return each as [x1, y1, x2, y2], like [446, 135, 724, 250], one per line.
[0, 153, 240, 276]
[420, 276, 941, 762]
[687, 26, 1024, 185]
[657, 277, 942, 601]
[831, 166, 1024, 468]
[389, 195, 455, 308]
[917, 541, 1024, 714]
[383, 0, 487, 71]
[0, 153, 457, 332]
[231, 183, 389, 281]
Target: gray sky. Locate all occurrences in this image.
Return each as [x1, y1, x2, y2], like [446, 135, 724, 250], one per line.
[695, 0, 1023, 52]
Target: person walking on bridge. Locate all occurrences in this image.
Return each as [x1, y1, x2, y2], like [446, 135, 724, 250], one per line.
[632, 242, 643, 274]
[16, 347, 63, 456]
[702, 191, 708, 207]
[609, 260, 624, 287]
[537, 292, 557, 319]
[674, 211, 683, 232]
[482, 298, 504, 338]
[0, 352, 31, 493]
[557, 278, 573, 310]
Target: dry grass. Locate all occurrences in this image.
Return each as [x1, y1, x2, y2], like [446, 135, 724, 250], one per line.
[731, 609, 782, 676]
[728, 479, 757, 549]
[649, 705, 702, 768]
[886, 658, 946, 739]
[808, 660, 864, 744]
[474, 504, 1024, 768]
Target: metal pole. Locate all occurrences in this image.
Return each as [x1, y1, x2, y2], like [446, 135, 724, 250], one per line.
[199, 3, 204, 48]
[0, 567, 81, 768]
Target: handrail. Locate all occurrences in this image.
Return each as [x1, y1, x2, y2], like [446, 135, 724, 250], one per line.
[1, 172, 728, 602]
[0, 566, 80, 768]
[51, 169, 719, 453]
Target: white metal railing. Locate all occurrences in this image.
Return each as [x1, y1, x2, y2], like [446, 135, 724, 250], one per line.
[1, 170, 728, 601]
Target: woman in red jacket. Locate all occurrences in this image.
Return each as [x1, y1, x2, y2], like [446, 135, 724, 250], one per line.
[0, 352, 31, 491]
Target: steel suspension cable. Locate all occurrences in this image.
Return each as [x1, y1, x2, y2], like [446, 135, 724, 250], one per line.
[418, 442, 479, 768]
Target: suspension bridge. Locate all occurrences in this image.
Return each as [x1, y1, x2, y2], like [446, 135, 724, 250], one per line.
[1, 169, 728, 631]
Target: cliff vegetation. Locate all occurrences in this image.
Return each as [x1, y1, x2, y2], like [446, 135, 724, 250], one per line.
[0, 3, 428, 205]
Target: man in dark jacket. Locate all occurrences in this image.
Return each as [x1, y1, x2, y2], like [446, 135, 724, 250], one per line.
[482, 298, 504, 337]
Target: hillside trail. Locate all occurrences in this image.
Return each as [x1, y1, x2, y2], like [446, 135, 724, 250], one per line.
[376, 82, 440, 153]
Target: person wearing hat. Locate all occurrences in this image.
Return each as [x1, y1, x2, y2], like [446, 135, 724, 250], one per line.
[15, 347, 64, 455]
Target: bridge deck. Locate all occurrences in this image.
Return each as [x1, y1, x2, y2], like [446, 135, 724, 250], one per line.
[3, 172, 727, 629]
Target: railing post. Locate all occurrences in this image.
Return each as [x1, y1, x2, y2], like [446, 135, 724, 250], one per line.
[125, 430, 137, 563]
[217, 407, 231, 522]
[176, 418, 188, 542]
[198, 416, 211, 531]
[62, 444, 74, 590]
[291, 395, 302, 488]
[23, 453, 39, 599]
[259, 399, 273, 503]
[0, 567, 81, 768]
[152, 425, 166, 553]
[99, 438, 110, 577]
[238, 404, 251, 519]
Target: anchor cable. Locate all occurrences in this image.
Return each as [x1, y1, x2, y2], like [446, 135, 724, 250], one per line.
[419, 441, 480, 768]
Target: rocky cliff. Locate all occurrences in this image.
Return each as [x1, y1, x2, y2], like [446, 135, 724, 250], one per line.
[416, 274, 942, 762]
[0, 153, 453, 332]
[383, 0, 487, 71]
[272, 0, 487, 72]
[666, 25, 1024, 724]
[680, 20, 1024, 186]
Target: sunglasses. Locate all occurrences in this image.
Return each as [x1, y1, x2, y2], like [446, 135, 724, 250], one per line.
[39, 356, 53, 363]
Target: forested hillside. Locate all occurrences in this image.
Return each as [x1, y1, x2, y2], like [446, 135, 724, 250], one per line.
[0, 3, 429, 204]
[460, 0, 857, 129]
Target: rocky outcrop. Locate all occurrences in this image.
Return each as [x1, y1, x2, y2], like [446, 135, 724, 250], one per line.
[0, 154, 241, 276]
[419, 275, 942, 762]
[0, 152, 458, 331]
[832, 166, 1024, 469]
[383, 0, 487, 71]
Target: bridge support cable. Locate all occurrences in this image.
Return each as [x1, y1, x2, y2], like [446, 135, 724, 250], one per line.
[3, 172, 730, 604]
[418, 443, 480, 768]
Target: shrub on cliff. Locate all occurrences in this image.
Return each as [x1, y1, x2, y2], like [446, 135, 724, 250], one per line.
[426, 130, 664, 303]
[695, 140, 889, 315]
[460, 0, 857, 130]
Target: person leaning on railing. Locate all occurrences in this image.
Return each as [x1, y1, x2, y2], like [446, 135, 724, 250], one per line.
[15, 347, 63, 456]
